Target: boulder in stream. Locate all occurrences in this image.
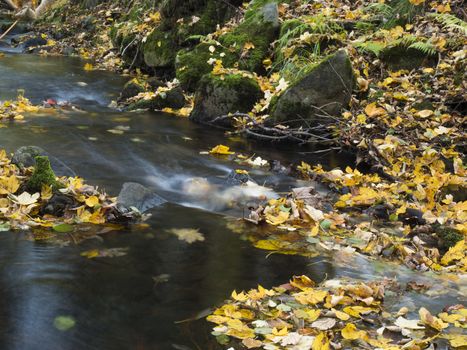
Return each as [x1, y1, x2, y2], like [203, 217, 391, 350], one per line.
[270, 50, 355, 127]
[190, 73, 263, 127]
[117, 182, 167, 213]
[127, 87, 186, 111]
[12, 146, 76, 177]
[21, 36, 47, 51]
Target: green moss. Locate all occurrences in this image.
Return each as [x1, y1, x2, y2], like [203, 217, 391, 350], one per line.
[143, 28, 178, 68]
[175, 43, 215, 91]
[436, 226, 464, 249]
[217, 0, 280, 73]
[27, 156, 61, 193]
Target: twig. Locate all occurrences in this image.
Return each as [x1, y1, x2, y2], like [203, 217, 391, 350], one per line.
[0, 19, 18, 41]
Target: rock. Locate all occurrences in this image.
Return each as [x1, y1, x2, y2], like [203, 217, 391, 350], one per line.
[270, 50, 355, 127]
[176, 43, 213, 91]
[380, 45, 438, 71]
[62, 46, 76, 56]
[190, 73, 263, 126]
[399, 208, 426, 227]
[218, 0, 279, 72]
[40, 194, 76, 217]
[119, 78, 146, 101]
[176, 0, 280, 91]
[226, 170, 255, 186]
[435, 226, 464, 250]
[128, 86, 186, 111]
[21, 36, 47, 51]
[145, 0, 239, 72]
[117, 182, 167, 213]
[12, 146, 76, 177]
[143, 28, 177, 69]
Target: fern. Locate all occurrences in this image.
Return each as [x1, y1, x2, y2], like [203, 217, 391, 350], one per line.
[364, 3, 393, 19]
[429, 13, 467, 35]
[408, 42, 437, 56]
[355, 41, 386, 56]
[364, 0, 424, 28]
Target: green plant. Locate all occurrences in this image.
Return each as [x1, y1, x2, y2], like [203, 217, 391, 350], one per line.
[429, 13, 467, 35]
[364, 0, 424, 28]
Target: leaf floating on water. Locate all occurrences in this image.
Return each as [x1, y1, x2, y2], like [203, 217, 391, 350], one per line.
[152, 274, 170, 285]
[83, 63, 94, 71]
[168, 228, 205, 244]
[209, 144, 234, 155]
[0, 222, 11, 232]
[81, 247, 129, 259]
[52, 223, 74, 233]
[53, 316, 76, 331]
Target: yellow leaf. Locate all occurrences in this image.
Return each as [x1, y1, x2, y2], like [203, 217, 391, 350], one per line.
[0, 176, 20, 195]
[441, 240, 465, 265]
[85, 196, 99, 207]
[443, 334, 467, 348]
[364, 103, 386, 117]
[333, 309, 350, 321]
[243, 42, 255, 50]
[312, 332, 330, 350]
[83, 63, 94, 71]
[209, 144, 234, 155]
[341, 323, 367, 340]
[294, 289, 328, 305]
[272, 327, 288, 336]
[419, 307, 448, 331]
[265, 210, 289, 226]
[231, 290, 248, 302]
[290, 275, 315, 290]
[41, 184, 53, 200]
[81, 249, 99, 258]
[409, 0, 425, 4]
[343, 306, 375, 318]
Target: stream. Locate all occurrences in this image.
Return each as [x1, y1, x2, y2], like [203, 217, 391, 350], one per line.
[0, 48, 464, 349]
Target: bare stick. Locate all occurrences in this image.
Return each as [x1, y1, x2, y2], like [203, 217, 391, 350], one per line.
[0, 19, 18, 41]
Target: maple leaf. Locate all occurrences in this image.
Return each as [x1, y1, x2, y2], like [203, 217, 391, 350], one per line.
[169, 228, 205, 243]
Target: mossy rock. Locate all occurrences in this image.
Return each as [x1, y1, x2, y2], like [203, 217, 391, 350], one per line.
[119, 78, 147, 101]
[128, 87, 186, 111]
[219, 0, 280, 72]
[110, 23, 145, 67]
[175, 0, 280, 91]
[435, 226, 464, 250]
[143, 0, 239, 70]
[380, 45, 438, 71]
[26, 156, 61, 193]
[175, 43, 220, 91]
[270, 50, 355, 127]
[190, 73, 263, 127]
[143, 28, 178, 69]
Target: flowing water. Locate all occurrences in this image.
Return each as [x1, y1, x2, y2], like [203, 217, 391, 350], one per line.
[0, 46, 464, 350]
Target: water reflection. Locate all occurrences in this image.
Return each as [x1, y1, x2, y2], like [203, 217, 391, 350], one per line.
[0, 205, 335, 349]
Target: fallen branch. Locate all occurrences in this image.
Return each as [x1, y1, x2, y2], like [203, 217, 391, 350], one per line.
[0, 18, 18, 40]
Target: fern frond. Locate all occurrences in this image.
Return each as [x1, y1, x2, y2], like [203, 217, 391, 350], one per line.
[429, 13, 467, 35]
[355, 41, 386, 56]
[408, 41, 437, 56]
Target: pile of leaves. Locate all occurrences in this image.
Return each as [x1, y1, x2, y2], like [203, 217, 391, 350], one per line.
[0, 149, 126, 232]
[0, 91, 41, 122]
[208, 275, 466, 349]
